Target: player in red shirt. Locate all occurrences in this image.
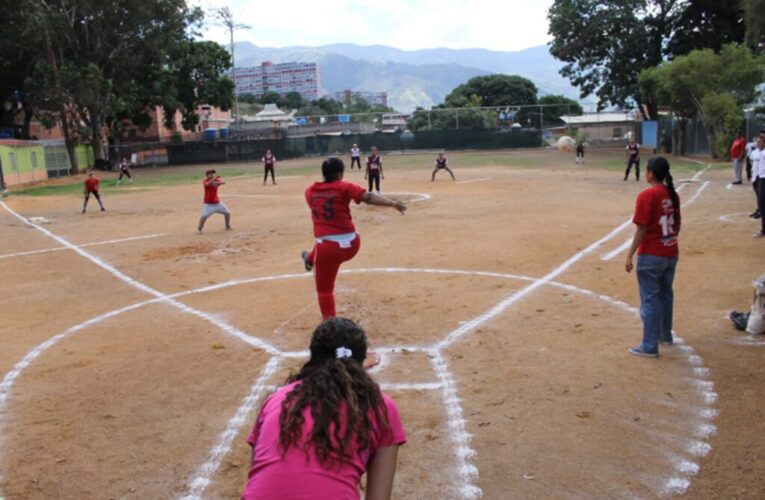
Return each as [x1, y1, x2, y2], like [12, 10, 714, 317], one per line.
[730, 132, 747, 184]
[197, 169, 232, 233]
[302, 157, 406, 322]
[365, 146, 384, 194]
[625, 156, 680, 357]
[82, 171, 105, 213]
[262, 149, 276, 185]
[431, 152, 455, 181]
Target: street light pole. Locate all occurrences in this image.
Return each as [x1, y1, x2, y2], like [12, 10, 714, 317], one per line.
[214, 7, 250, 132]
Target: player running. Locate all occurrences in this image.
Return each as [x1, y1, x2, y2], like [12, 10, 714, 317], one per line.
[82, 171, 105, 213]
[365, 146, 384, 194]
[302, 157, 406, 321]
[625, 156, 681, 357]
[262, 149, 276, 185]
[624, 137, 641, 181]
[431, 152, 455, 181]
[116, 157, 132, 185]
[197, 169, 232, 234]
[350, 144, 362, 169]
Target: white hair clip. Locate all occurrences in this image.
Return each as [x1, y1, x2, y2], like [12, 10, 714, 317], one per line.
[335, 347, 353, 359]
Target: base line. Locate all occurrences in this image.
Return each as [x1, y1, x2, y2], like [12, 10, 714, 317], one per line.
[0, 233, 168, 260]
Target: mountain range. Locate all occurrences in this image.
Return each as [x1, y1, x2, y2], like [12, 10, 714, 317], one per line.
[233, 42, 581, 111]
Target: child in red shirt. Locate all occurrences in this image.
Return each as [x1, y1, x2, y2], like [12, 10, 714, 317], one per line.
[625, 156, 681, 357]
[197, 169, 231, 233]
[302, 157, 405, 321]
[82, 171, 105, 213]
[242, 318, 407, 500]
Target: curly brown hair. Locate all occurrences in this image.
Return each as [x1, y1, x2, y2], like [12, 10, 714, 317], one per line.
[278, 317, 388, 467]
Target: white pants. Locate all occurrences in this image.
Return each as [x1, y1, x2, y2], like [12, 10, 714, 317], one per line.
[202, 202, 230, 217]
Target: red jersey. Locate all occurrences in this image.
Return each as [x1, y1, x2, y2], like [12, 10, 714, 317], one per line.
[730, 138, 746, 159]
[366, 155, 381, 172]
[435, 158, 448, 168]
[203, 178, 221, 204]
[305, 181, 366, 237]
[84, 177, 99, 192]
[633, 184, 680, 257]
[263, 154, 275, 167]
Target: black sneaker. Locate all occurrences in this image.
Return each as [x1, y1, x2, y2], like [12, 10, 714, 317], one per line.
[301, 250, 313, 272]
[730, 311, 750, 331]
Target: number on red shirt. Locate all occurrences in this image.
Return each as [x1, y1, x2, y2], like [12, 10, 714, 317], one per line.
[659, 214, 676, 240]
[310, 194, 336, 221]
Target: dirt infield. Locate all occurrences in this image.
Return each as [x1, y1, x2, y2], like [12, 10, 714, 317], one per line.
[1, 149, 763, 499]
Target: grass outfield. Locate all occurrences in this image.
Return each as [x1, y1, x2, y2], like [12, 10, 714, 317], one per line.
[8, 147, 708, 197]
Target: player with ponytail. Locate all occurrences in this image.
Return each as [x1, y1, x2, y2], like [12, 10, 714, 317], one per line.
[302, 157, 406, 321]
[243, 318, 407, 499]
[625, 156, 681, 358]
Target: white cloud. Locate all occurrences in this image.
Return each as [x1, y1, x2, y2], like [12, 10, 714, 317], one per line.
[194, 0, 553, 51]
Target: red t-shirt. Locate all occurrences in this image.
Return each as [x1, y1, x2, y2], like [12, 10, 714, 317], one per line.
[305, 181, 366, 237]
[203, 178, 220, 204]
[633, 184, 680, 257]
[84, 178, 99, 192]
[730, 138, 746, 159]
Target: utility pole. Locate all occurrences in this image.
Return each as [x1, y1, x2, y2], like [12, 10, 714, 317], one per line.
[214, 7, 250, 132]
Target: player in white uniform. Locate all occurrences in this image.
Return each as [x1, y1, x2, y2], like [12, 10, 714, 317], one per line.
[350, 144, 362, 169]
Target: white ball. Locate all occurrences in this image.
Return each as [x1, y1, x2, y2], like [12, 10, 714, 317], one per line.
[557, 136, 576, 152]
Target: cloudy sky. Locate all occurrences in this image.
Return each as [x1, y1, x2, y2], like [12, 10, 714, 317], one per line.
[196, 0, 554, 52]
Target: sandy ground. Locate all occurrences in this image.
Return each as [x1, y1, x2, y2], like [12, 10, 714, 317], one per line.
[0, 149, 763, 499]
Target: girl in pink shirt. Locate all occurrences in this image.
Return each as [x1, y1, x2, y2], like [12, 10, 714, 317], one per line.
[243, 318, 407, 499]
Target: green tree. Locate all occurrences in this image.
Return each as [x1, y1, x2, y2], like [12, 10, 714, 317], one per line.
[640, 44, 764, 157]
[238, 93, 258, 104]
[260, 91, 282, 105]
[538, 94, 583, 125]
[744, 0, 765, 48]
[548, 0, 682, 119]
[7, 1, 234, 171]
[444, 75, 538, 108]
[282, 92, 303, 110]
[668, 1, 744, 56]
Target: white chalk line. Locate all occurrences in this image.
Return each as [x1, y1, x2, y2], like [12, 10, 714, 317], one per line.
[0, 265, 685, 498]
[223, 194, 281, 198]
[718, 212, 750, 223]
[0, 233, 168, 260]
[0, 201, 281, 356]
[600, 178, 711, 261]
[455, 177, 491, 185]
[0, 263, 715, 498]
[2, 162, 716, 498]
[429, 350, 481, 499]
[382, 192, 431, 203]
[181, 357, 282, 500]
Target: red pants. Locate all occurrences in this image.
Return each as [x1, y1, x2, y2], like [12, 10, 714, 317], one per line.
[309, 234, 361, 319]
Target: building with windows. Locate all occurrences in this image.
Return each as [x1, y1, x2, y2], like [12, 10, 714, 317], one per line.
[329, 89, 388, 108]
[234, 61, 322, 102]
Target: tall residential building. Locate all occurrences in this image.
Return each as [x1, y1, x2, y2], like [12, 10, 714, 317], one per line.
[234, 61, 322, 102]
[329, 89, 388, 108]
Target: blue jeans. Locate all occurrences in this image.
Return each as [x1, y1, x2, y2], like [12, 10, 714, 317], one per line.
[636, 254, 678, 354]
